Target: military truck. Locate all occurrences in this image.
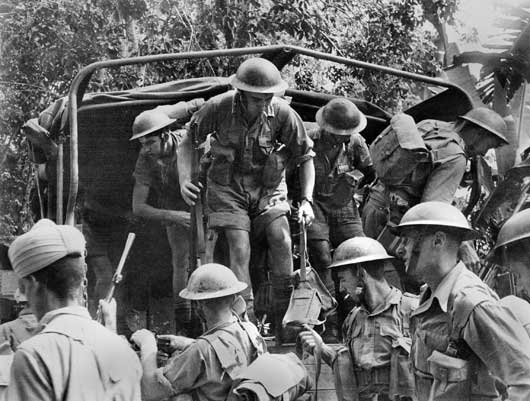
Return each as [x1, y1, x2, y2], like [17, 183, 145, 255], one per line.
[20, 45, 474, 335]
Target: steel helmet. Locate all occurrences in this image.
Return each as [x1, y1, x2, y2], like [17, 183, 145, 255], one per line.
[458, 107, 509, 145]
[179, 263, 247, 300]
[393, 201, 480, 240]
[230, 57, 288, 94]
[494, 208, 530, 250]
[130, 110, 175, 141]
[316, 98, 367, 136]
[329, 237, 393, 269]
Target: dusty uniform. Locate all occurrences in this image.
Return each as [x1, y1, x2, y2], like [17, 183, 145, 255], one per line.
[0, 307, 38, 352]
[5, 306, 142, 401]
[342, 288, 417, 400]
[152, 316, 265, 401]
[308, 127, 372, 243]
[191, 90, 313, 234]
[133, 130, 190, 304]
[411, 262, 530, 401]
[363, 121, 466, 239]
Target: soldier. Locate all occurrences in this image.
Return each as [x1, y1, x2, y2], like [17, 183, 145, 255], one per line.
[362, 108, 508, 269]
[131, 263, 266, 401]
[0, 286, 38, 352]
[493, 208, 530, 301]
[305, 97, 375, 275]
[395, 201, 530, 400]
[299, 237, 417, 401]
[178, 57, 315, 337]
[5, 219, 142, 401]
[131, 107, 196, 334]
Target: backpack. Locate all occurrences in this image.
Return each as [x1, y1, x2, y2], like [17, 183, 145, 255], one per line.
[370, 113, 431, 186]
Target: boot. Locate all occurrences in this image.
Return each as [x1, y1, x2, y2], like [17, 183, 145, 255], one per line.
[271, 274, 297, 346]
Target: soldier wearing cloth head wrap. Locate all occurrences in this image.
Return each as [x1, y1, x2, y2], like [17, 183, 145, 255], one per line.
[5, 219, 142, 401]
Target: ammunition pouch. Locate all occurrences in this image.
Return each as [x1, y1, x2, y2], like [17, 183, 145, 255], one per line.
[355, 366, 391, 387]
[426, 350, 471, 400]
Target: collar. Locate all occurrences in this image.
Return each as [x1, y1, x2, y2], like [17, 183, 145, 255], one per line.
[202, 315, 237, 336]
[232, 91, 275, 118]
[39, 305, 91, 328]
[361, 287, 401, 317]
[414, 262, 465, 316]
[18, 306, 34, 317]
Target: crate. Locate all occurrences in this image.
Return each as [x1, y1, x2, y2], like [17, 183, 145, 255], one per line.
[0, 270, 18, 299]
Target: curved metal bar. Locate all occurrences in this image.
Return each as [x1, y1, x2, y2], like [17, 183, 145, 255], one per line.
[66, 44, 473, 225]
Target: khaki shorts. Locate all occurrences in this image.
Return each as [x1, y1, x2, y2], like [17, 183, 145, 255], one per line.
[206, 174, 290, 235]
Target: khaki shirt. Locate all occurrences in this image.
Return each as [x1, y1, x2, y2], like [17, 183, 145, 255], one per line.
[5, 306, 142, 401]
[191, 91, 313, 189]
[411, 263, 530, 400]
[343, 288, 412, 370]
[310, 128, 372, 206]
[391, 121, 467, 205]
[133, 130, 188, 211]
[0, 308, 38, 352]
[153, 317, 263, 401]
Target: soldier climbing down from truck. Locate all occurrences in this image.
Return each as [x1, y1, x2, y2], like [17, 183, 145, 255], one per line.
[177, 57, 316, 343]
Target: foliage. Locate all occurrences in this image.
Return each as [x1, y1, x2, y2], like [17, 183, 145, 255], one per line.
[0, 0, 451, 235]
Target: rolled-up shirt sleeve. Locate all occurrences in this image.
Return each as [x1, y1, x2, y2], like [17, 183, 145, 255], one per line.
[189, 100, 218, 144]
[160, 343, 206, 395]
[464, 302, 530, 401]
[277, 103, 314, 166]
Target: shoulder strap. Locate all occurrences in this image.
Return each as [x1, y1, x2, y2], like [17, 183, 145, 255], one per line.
[342, 306, 361, 340]
[239, 320, 266, 355]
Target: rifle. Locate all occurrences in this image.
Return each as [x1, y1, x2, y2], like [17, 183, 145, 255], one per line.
[188, 123, 206, 272]
[96, 232, 136, 324]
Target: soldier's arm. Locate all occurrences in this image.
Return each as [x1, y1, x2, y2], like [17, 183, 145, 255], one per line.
[298, 330, 336, 366]
[299, 158, 315, 203]
[464, 302, 530, 401]
[154, 99, 205, 123]
[132, 181, 190, 226]
[278, 103, 315, 222]
[421, 154, 466, 203]
[178, 100, 215, 206]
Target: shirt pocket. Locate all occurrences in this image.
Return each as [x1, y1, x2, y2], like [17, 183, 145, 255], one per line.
[208, 139, 235, 185]
[262, 145, 289, 189]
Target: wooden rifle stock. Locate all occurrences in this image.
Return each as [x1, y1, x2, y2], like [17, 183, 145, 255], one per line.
[96, 232, 136, 323]
[189, 123, 206, 272]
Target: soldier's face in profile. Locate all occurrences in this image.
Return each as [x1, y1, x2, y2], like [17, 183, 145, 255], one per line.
[464, 127, 503, 157]
[336, 266, 361, 303]
[397, 230, 433, 281]
[139, 135, 162, 158]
